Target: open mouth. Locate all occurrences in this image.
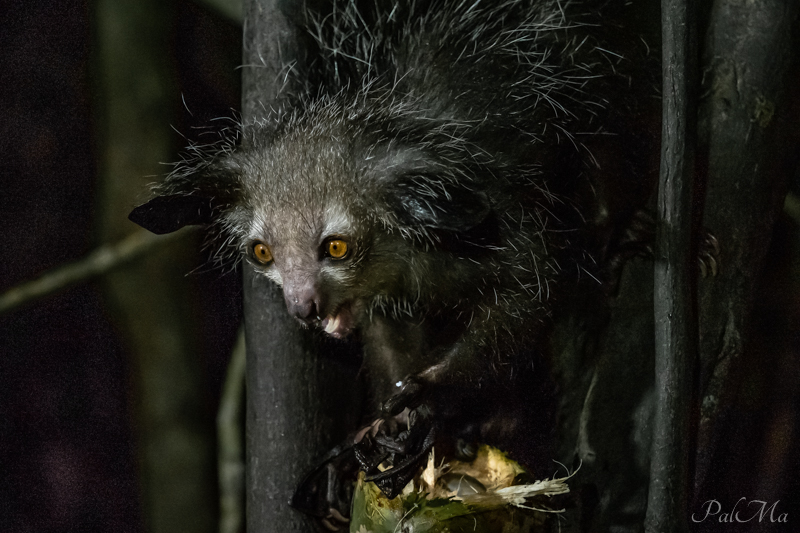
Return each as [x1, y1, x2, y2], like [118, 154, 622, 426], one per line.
[320, 304, 354, 339]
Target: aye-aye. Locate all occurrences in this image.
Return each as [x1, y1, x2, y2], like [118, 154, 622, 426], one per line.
[130, 0, 658, 503]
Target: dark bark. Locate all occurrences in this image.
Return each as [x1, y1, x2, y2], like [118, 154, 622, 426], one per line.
[241, 0, 306, 120]
[645, 0, 698, 531]
[694, 0, 800, 495]
[554, 1, 800, 531]
[244, 275, 363, 531]
[241, 2, 364, 531]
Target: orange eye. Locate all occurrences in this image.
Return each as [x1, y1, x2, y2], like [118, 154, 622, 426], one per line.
[327, 239, 348, 259]
[252, 242, 273, 264]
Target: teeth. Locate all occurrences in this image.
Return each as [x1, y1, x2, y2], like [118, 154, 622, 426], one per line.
[324, 315, 340, 334]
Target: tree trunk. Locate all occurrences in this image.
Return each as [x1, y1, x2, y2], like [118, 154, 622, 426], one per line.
[645, 0, 698, 530]
[695, 0, 800, 496]
[241, 1, 364, 531]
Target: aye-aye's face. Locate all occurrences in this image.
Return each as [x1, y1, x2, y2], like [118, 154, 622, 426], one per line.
[242, 193, 373, 338]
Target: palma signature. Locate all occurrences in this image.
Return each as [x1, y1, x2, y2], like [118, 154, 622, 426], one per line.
[692, 498, 788, 524]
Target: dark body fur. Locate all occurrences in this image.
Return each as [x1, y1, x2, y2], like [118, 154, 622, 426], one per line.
[130, 0, 659, 512]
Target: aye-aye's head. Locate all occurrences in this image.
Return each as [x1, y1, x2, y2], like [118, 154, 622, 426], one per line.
[129, 106, 491, 337]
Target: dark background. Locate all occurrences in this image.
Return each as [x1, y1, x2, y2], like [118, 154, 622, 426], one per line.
[0, 1, 242, 531]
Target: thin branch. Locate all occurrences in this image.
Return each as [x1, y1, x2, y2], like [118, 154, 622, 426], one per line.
[785, 193, 800, 227]
[218, 327, 246, 533]
[0, 228, 190, 315]
[195, 0, 243, 23]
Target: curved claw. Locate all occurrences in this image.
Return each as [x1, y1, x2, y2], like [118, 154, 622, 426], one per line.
[702, 232, 720, 256]
[375, 431, 411, 454]
[699, 231, 720, 278]
[320, 507, 350, 531]
[365, 423, 436, 484]
[364, 422, 437, 499]
[381, 376, 426, 417]
[353, 405, 439, 499]
[699, 254, 719, 278]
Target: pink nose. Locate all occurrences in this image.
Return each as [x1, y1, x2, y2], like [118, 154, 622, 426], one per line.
[283, 284, 319, 321]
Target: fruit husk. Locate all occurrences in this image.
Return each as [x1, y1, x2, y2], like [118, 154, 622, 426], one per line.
[350, 445, 570, 533]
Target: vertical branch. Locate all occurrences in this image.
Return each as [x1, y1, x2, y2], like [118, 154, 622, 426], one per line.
[645, 0, 698, 530]
[240, 4, 310, 531]
[218, 329, 246, 533]
[694, 0, 800, 495]
[241, 2, 364, 531]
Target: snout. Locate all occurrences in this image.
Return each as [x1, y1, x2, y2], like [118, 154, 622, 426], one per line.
[283, 282, 322, 323]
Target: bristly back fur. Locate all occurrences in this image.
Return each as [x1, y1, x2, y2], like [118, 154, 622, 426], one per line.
[145, 0, 656, 353]
[303, 0, 617, 120]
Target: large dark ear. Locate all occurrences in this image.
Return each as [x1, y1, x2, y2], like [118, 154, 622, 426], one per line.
[129, 194, 214, 235]
[384, 175, 491, 232]
[365, 142, 492, 232]
[129, 157, 242, 234]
